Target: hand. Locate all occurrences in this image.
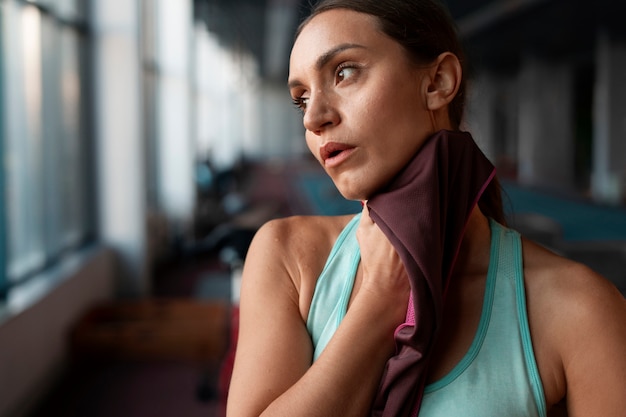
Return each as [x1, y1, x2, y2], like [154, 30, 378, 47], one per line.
[356, 203, 411, 302]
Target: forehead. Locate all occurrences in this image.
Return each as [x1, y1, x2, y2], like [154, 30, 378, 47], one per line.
[289, 9, 390, 72]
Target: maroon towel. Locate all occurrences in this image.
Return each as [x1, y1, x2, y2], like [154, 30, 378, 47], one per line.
[366, 130, 496, 417]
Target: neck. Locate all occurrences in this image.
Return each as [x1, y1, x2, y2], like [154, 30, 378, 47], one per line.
[455, 207, 491, 276]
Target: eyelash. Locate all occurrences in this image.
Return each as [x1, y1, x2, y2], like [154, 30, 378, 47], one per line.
[292, 97, 308, 113]
[335, 62, 358, 83]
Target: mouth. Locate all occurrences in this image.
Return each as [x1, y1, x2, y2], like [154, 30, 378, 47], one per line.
[320, 142, 356, 166]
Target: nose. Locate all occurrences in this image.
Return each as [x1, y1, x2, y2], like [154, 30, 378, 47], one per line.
[302, 92, 339, 135]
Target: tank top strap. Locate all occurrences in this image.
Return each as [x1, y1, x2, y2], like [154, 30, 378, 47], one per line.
[307, 213, 361, 361]
[500, 220, 547, 417]
[490, 219, 546, 416]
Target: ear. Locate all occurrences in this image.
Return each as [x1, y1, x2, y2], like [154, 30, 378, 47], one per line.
[424, 52, 462, 111]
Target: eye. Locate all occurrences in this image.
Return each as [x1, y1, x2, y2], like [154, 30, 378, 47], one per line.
[291, 96, 309, 113]
[336, 63, 358, 84]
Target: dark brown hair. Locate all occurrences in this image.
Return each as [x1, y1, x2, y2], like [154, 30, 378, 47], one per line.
[296, 0, 507, 224]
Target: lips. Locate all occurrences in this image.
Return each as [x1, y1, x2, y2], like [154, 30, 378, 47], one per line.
[320, 142, 356, 165]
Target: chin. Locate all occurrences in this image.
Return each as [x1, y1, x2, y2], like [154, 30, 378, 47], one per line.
[334, 183, 374, 202]
[331, 170, 388, 201]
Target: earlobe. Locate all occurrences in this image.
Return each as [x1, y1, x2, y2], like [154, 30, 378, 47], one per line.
[425, 52, 462, 111]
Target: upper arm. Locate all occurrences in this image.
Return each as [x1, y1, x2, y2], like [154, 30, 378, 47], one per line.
[227, 219, 315, 416]
[555, 266, 626, 416]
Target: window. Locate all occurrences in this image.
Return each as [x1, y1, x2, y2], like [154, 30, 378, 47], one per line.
[0, 0, 93, 294]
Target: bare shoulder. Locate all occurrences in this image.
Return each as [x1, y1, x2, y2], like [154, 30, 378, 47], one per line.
[521, 238, 626, 414]
[249, 214, 356, 277]
[244, 214, 357, 317]
[252, 214, 354, 256]
[522, 238, 625, 324]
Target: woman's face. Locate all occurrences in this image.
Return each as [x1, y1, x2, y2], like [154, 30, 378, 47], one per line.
[289, 9, 440, 200]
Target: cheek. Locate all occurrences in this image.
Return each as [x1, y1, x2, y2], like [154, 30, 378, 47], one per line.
[367, 91, 431, 170]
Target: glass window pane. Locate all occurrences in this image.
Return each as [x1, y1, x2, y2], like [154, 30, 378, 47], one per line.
[0, 3, 7, 293]
[59, 26, 85, 247]
[41, 12, 63, 257]
[3, 3, 46, 280]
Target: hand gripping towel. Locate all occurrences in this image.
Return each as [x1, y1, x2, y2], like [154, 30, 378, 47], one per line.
[366, 130, 496, 417]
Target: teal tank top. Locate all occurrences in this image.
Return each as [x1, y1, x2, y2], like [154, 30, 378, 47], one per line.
[306, 214, 547, 417]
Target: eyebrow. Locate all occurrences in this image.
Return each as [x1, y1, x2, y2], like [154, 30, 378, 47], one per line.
[288, 43, 366, 89]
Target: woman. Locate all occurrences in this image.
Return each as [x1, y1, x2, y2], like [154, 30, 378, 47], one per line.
[227, 0, 626, 416]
